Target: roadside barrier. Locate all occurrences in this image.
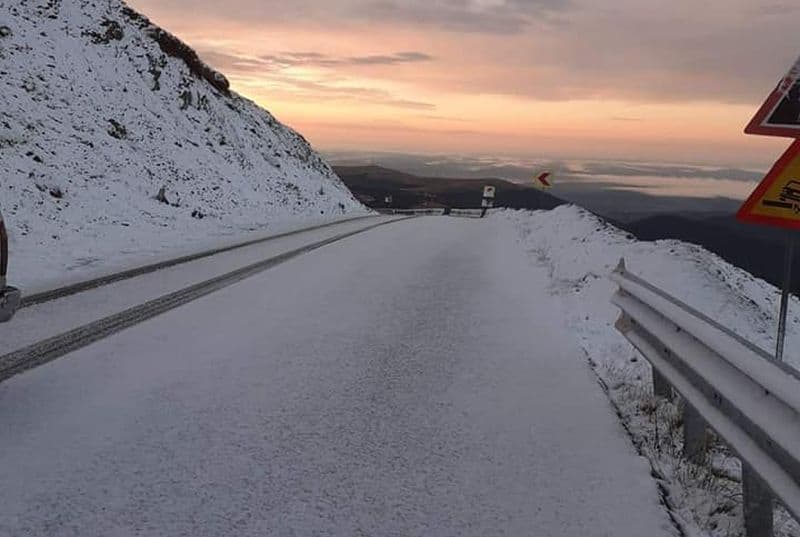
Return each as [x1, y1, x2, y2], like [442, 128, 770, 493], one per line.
[611, 259, 800, 537]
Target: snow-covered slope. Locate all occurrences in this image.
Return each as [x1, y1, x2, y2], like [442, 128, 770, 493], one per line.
[0, 0, 365, 290]
[497, 205, 800, 537]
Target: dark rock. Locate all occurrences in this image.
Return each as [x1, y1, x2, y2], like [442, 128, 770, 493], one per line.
[107, 119, 127, 139]
[85, 19, 124, 45]
[147, 27, 230, 94]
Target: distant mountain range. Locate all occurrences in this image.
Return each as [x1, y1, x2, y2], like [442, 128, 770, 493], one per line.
[334, 165, 563, 211]
[335, 164, 796, 293]
[623, 213, 797, 294]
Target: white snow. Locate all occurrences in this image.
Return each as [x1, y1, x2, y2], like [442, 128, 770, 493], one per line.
[0, 0, 367, 290]
[0, 215, 675, 536]
[494, 205, 800, 536]
[0, 216, 399, 354]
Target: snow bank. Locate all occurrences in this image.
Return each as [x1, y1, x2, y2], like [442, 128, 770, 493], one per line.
[0, 0, 366, 289]
[496, 205, 800, 537]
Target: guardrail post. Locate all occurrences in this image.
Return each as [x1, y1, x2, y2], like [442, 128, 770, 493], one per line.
[615, 258, 674, 400]
[682, 401, 707, 464]
[652, 368, 672, 399]
[742, 463, 773, 537]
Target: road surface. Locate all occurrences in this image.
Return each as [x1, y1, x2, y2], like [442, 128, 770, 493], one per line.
[0, 216, 674, 536]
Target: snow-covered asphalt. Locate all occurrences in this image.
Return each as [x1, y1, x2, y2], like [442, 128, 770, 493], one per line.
[0, 216, 674, 536]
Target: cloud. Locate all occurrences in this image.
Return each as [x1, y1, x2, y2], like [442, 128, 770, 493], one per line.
[198, 48, 437, 109]
[239, 73, 437, 110]
[349, 52, 434, 65]
[129, 0, 570, 34]
[200, 49, 433, 71]
[357, 0, 571, 33]
[260, 51, 434, 68]
[130, 0, 800, 108]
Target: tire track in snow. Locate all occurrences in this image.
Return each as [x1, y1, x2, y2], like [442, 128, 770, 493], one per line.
[0, 217, 411, 383]
[20, 215, 376, 308]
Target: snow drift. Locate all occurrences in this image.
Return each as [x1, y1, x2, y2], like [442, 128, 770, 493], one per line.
[497, 205, 800, 536]
[0, 0, 364, 289]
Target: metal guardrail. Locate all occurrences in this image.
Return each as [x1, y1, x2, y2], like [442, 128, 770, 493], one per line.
[449, 209, 484, 218]
[20, 215, 377, 308]
[0, 217, 412, 383]
[375, 208, 494, 218]
[611, 259, 800, 537]
[381, 208, 447, 216]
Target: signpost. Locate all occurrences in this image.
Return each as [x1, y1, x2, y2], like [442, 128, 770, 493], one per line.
[533, 171, 553, 190]
[481, 185, 496, 217]
[0, 210, 21, 323]
[740, 55, 800, 362]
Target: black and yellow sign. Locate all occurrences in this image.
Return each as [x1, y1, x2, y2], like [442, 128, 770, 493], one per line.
[738, 140, 800, 229]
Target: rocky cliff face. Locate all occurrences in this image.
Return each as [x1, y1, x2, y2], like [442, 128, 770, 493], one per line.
[0, 0, 365, 286]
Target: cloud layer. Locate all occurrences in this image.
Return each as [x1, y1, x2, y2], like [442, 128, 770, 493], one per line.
[127, 0, 799, 164]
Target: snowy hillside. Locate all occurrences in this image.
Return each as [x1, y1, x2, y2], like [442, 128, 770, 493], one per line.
[497, 205, 800, 536]
[0, 0, 365, 290]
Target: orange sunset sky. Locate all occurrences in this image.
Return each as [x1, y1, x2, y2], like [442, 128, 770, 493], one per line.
[127, 0, 798, 168]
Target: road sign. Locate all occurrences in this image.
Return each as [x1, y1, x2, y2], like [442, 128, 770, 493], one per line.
[481, 198, 494, 208]
[483, 186, 496, 199]
[745, 54, 800, 137]
[737, 139, 800, 229]
[534, 171, 553, 190]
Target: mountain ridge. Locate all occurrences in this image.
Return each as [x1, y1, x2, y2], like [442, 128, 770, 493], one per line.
[0, 0, 365, 287]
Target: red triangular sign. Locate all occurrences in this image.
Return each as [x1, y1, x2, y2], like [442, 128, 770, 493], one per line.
[745, 55, 800, 138]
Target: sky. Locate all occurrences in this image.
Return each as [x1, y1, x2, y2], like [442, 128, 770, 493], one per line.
[126, 0, 800, 168]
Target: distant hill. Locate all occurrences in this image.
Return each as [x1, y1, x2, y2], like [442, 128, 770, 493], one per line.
[334, 165, 565, 211]
[333, 164, 796, 294]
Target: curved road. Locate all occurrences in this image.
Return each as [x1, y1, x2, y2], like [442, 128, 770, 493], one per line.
[0, 216, 674, 536]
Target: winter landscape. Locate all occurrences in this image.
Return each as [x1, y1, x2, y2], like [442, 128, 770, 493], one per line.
[1, 0, 800, 536]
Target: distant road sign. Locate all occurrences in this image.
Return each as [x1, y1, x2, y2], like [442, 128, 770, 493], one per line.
[534, 171, 553, 190]
[745, 55, 800, 137]
[737, 139, 800, 229]
[483, 186, 496, 199]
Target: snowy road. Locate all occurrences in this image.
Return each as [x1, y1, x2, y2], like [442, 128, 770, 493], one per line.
[0, 216, 674, 536]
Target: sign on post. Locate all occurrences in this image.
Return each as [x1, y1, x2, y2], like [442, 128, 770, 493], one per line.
[745, 55, 800, 138]
[741, 52, 800, 364]
[738, 139, 800, 228]
[483, 186, 496, 199]
[533, 171, 553, 190]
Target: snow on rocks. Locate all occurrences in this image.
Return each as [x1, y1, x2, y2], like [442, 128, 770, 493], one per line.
[496, 205, 800, 537]
[0, 0, 366, 290]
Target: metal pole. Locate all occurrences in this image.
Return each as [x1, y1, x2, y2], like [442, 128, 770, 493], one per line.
[0, 211, 8, 289]
[742, 463, 773, 537]
[776, 235, 795, 362]
[682, 402, 707, 464]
